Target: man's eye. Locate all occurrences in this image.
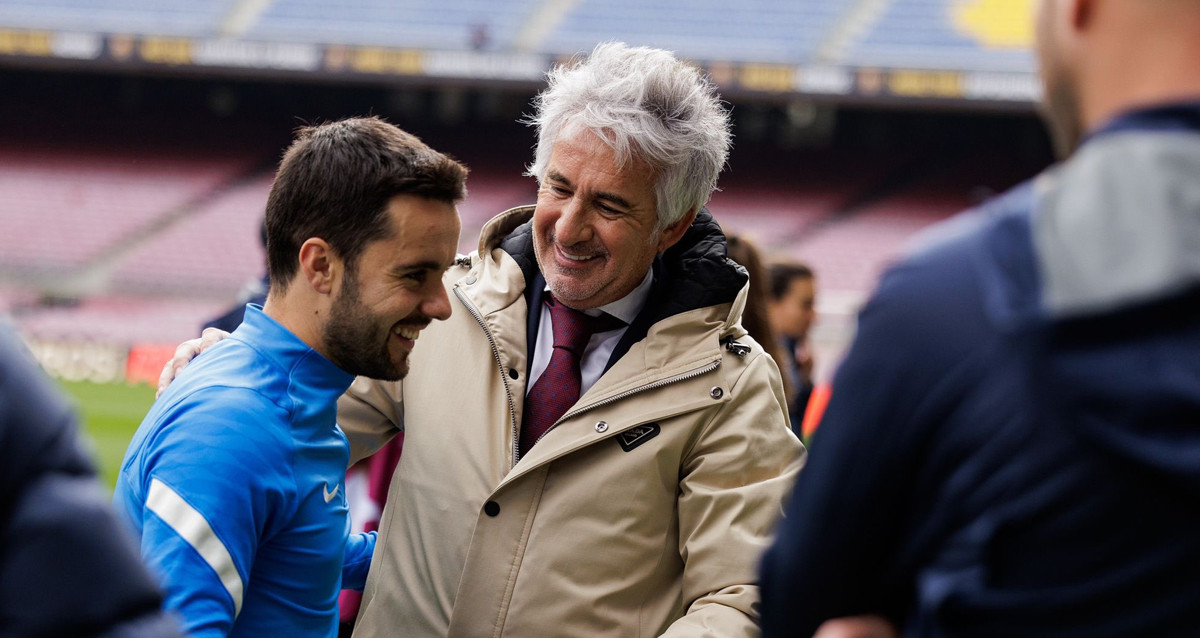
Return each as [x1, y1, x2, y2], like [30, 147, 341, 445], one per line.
[406, 272, 427, 284]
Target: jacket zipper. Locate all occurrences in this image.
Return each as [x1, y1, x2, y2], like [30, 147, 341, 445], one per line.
[453, 285, 521, 469]
[530, 359, 722, 451]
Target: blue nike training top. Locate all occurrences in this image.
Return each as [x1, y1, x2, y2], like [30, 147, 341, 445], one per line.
[115, 305, 375, 637]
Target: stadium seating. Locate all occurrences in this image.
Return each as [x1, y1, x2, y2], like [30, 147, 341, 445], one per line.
[0, 146, 256, 275]
[246, 0, 540, 50]
[540, 0, 854, 62]
[783, 200, 961, 294]
[108, 173, 272, 296]
[0, 0, 231, 36]
[14, 294, 230, 345]
[847, 0, 1035, 71]
[0, 0, 1040, 72]
[710, 148, 909, 253]
[455, 171, 537, 254]
[777, 147, 1033, 294]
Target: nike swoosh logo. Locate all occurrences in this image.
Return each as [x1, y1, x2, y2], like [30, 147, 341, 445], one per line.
[323, 483, 339, 503]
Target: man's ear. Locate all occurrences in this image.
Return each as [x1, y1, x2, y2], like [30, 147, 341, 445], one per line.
[655, 206, 699, 253]
[298, 238, 338, 295]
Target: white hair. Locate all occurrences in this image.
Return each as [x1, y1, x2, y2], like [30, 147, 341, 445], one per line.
[525, 41, 732, 228]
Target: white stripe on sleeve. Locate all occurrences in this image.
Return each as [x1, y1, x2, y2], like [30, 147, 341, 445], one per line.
[146, 477, 246, 616]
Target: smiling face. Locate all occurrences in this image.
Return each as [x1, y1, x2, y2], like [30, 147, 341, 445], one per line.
[531, 128, 694, 310]
[322, 194, 460, 380]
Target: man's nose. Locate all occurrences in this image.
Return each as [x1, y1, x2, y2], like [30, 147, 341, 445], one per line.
[424, 281, 453, 321]
[554, 198, 593, 245]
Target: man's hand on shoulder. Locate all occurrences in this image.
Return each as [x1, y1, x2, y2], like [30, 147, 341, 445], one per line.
[157, 327, 230, 397]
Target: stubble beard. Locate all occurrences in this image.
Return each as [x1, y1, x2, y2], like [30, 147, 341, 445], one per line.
[534, 228, 659, 309]
[534, 233, 607, 307]
[323, 270, 407, 381]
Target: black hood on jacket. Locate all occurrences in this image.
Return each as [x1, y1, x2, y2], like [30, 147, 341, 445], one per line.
[498, 207, 748, 325]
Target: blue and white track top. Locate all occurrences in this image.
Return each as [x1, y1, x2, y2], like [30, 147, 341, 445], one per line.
[116, 305, 375, 637]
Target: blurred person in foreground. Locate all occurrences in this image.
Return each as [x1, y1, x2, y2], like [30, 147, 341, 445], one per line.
[0, 323, 180, 636]
[116, 116, 466, 636]
[767, 260, 817, 434]
[163, 42, 804, 637]
[761, 0, 1200, 636]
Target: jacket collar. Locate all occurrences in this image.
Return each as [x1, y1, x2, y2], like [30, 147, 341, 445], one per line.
[481, 204, 749, 326]
[229, 304, 355, 400]
[1032, 101, 1200, 319]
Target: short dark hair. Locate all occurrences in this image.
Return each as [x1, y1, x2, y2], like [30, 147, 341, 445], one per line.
[768, 261, 814, 301]
[265, 116, 468, 292]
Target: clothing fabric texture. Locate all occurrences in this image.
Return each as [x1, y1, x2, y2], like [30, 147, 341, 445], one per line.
[338, 435, 403, 624]
[760, 103, 1200, 637]
[115, 305, 375, 637]
[339, 206, 805, 637]
[0, 324, 181, 637]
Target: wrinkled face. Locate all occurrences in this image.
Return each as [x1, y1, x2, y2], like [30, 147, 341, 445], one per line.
[323, 194, 460, 380]
[771, 276, 816, 341]
[532, 128, 692, 310]
[1036, 0, 1083, 158]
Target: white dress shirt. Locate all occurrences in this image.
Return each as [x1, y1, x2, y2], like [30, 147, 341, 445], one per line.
[527, 269, 653, 396]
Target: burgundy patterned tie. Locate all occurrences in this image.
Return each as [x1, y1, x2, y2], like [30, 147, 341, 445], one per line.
[520, 295, 622, 457]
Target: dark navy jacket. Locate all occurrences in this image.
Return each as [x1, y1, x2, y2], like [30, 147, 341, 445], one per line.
[761, 103, 1200, 637]
[0, 325, 180, 636]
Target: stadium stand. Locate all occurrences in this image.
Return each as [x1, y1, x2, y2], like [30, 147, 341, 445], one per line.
[0, 0, 232, 36]
[454, 171, 537, 254]
[14, 294, 230, 345]
[108, 173, 273, 296]
[710, 148, 908, 247]
[847, 0, 1035, 70]
[0, 146, 258, 276]
[0, 0, 1039, 72]
[246, 0, 540, 50]
[777, 144, 1034, 294]
[540, 0, 855, 63]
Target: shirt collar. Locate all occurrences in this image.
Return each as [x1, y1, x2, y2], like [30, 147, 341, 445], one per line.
[1083, 101, 1200, 145]
[544, 268, 653, 325]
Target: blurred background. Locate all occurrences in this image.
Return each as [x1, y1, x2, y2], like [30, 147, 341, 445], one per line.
[0, 0, 1051, 485]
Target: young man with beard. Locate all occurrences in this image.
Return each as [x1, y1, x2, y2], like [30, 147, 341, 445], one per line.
[115, 116, 466, 637]
[761, 0, 1200, 636]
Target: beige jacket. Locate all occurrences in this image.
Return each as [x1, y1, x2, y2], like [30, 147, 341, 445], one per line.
[340, 207, 805, 637]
